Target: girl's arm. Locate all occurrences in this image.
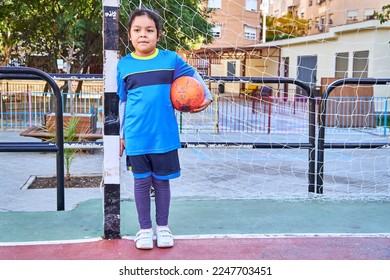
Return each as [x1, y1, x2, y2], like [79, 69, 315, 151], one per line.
[191, 71, 213, 113]
[192, 71, 212, 101]
[119, 100, 126, 157]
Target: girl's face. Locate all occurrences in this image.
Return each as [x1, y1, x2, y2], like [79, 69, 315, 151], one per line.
[129, 15, 159, 57]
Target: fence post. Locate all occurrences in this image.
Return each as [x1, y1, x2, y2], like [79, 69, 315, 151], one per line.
[267, 98, 271, 134]
[384, 99, 388, 137]
[28, 91, 32, 127]
[102, 0, 121, 239]
[214, 94, 219, 133]
[179, 112, 183, 133]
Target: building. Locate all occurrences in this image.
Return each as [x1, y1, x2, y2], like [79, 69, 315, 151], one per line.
[269, 0, 390, 35]
[203, 0, 390, 48]
[189, 1, 390, 96]
[273, 20, 390, 96]
[191, 0, 279, 94]
[205, 0, 262, 48]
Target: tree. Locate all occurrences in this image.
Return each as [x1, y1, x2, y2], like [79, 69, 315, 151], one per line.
[56, 0, 102, 74]
[119, 0, 214, 56]
[1, 0, 102, 73]
[0, 0, 25, 66]
[375, 4, 390, 23]
[2, 0, 213, 71]
[265, 13, 309, 41]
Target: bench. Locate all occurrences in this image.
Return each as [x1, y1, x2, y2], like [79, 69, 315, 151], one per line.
[239, 84, 259, 97]
[20, 126, 103, 141]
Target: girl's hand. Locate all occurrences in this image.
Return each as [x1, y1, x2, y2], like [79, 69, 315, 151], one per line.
[119, 138, 125, 157]
[191, 99, 212, 113]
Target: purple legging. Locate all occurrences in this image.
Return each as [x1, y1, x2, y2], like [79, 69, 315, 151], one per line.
[133, 176, 171, 229]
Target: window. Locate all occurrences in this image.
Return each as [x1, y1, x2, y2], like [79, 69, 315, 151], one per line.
[314, 17, 319, 29]
[364, 8, 375, 20]
[246, 0, 258, 11]
[300, 9, 305, 19]
[244, 26, 257, 40]
[308, 19, 313, 30]
[318, 16, 325, 31]
[208, 0, 221, 9]
[335, 52, 348, 78]
[227, 61, 236, 76]
[347, 10, 358, 21]
[211, 26, 221, 38]
[329, 14, 334, 25]
[353, 51, 369, 78]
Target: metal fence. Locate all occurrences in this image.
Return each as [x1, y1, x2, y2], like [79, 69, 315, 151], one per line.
[177, 94, 390, 136]
[0, 80, 103, 129]
[1, 82, 390, 136]
[0, 73, 388, 202]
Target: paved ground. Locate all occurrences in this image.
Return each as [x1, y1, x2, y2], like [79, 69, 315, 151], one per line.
[0, 130, 390, 260]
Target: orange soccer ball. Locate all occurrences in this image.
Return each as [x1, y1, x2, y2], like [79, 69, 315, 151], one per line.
[170, 76, 205, 112]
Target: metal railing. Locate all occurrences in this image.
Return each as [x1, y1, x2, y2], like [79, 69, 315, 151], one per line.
[3, 82, 389, 137]
[0, 78, 103, 129]
[1, 72, 390, 198]
[0, 67, 65, 211]
[317, 78, 390, 194]
[199, 76, 318, 193]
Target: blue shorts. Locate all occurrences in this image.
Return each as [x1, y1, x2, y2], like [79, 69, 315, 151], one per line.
[126, 149, 181, 180]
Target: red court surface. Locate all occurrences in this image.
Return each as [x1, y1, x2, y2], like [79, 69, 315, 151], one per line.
[1, 236, 390, 260]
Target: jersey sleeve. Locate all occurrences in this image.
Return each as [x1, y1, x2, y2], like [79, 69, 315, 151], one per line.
[173, 53, 196, 80]
[172, 52, 212, 101]
[117, 60, 127, 138]
[118, 100, 126, 138]
[116, 62, 127, 102]
[192, 71, 213, 101]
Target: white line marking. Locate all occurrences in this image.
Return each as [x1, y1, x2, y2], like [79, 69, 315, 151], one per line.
[1, 233, 389, 247]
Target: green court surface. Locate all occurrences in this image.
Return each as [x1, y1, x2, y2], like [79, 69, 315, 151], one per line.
[1, 198, 389, 243]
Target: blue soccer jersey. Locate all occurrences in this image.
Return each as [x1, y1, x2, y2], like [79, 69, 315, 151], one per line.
[117, 49, 196, 156]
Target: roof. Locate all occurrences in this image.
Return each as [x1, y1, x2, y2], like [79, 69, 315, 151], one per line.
[251, 20, 390, 48]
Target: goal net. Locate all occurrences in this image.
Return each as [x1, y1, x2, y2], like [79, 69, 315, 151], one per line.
[117, 0, 390, 201]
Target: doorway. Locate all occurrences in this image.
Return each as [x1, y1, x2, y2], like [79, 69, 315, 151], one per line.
[297, 55, 317, 96]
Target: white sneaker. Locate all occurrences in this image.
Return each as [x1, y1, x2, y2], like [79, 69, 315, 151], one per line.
[156, 226, 174, 248]
[134, 229, 153, 250]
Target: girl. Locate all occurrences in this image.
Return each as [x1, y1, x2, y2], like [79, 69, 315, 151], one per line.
[117, 8, 212, 250]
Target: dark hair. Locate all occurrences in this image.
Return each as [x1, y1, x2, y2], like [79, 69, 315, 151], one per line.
[127, 9, 162, 38]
